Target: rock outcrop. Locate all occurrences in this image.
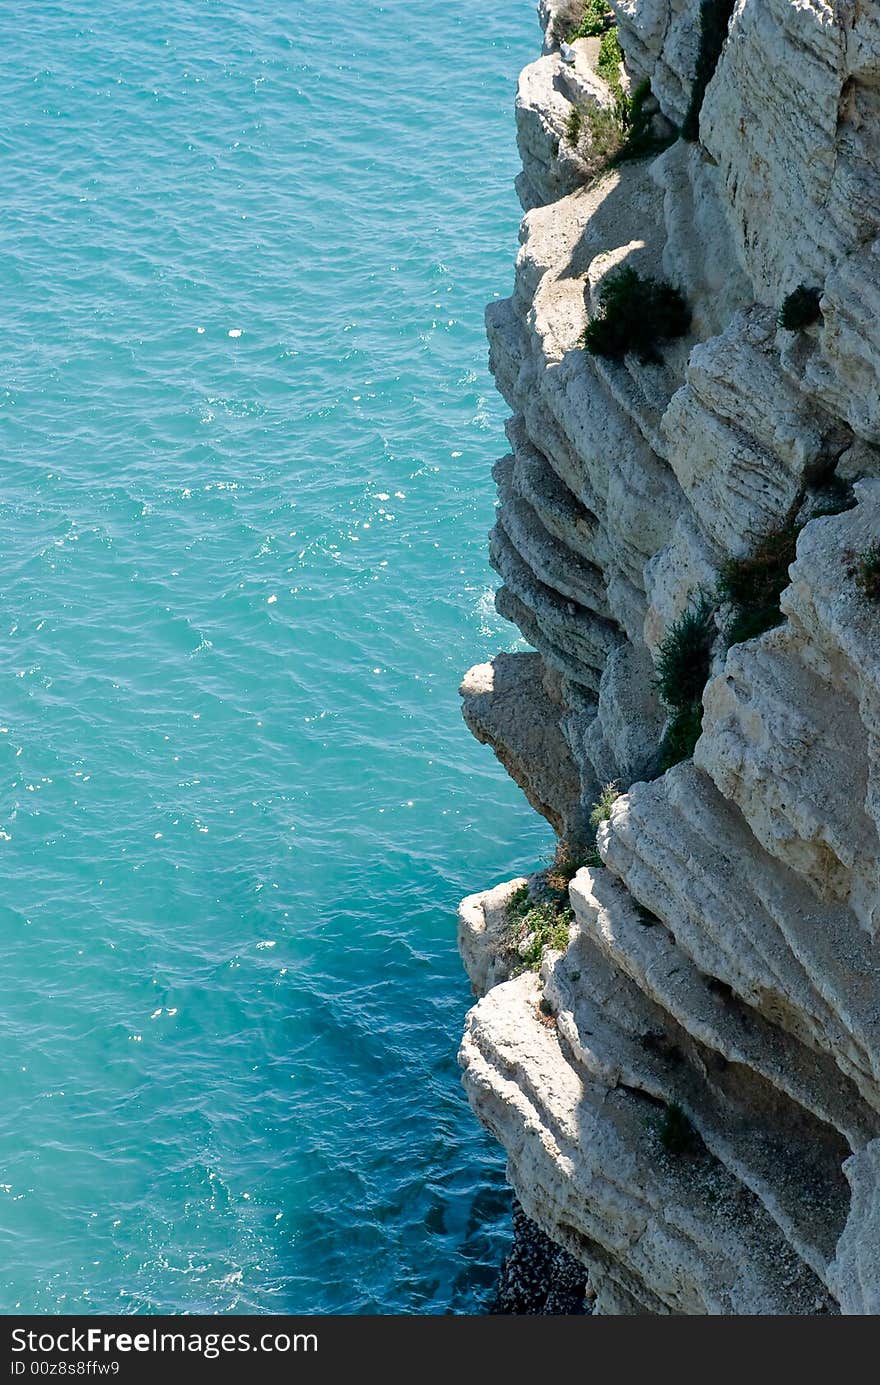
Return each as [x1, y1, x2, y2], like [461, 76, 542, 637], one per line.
[458, 0, 880, 1314]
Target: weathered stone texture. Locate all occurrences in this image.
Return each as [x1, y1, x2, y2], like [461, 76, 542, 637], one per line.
[459, 0, 880, 1314]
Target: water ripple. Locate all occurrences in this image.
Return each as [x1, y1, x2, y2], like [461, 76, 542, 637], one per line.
[0, 0, 547, 1314]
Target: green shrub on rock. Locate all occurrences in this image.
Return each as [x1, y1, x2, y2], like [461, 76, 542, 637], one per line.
[567, 0, 614, 39]
[582, 781, 620, 867]
[583, 101, 631, 162]
[545, 838, 589, 895]
[777, 285, 822, 332]
[848, 543, 880, 603]
[615, 78, 677, 163]
[565, 104, 584, 145]
[653, 595, 716, 772]
[505, 886, 573, 974]
[596, 27, 623, 88]
[566, 46, 676, 174]
[656, 703, 705, 776]
[567, 95, 636, 166]
[717, 526, 800, 645]
[583, 266, 690, 363]
[654, 596, 715, 710]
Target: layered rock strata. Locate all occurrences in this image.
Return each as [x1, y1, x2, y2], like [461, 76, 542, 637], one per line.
[459, 0, 880, 1314]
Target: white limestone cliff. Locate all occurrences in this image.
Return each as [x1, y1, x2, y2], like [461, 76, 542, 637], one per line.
[458, 0, 880, 1314]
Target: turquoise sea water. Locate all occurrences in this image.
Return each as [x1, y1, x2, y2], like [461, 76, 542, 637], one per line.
[0, 0, 549, 1314]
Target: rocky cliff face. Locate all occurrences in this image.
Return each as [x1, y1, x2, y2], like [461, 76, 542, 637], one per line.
[458, 0, 880, 1314]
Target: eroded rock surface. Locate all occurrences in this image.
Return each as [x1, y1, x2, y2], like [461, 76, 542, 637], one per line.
[458, 0, 880, 1314]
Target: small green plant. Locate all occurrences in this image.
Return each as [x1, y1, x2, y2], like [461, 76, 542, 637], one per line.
[778, 285, 822, 332]
[847, 543, 880, 602]
[506, 883, 531, 917]
[654, 596, 715, 710]
[614, 78, 677, 163]
[567, 0, 615, 39]
[658, 1101, 694, 1155]
[682, 0, 736, 141]
[577, 99, 630, 163]
[652, 595, 715, 772]
[545, 838, 589, 896]
[591, 780, 620, 829]
[596, 27, 622, 88]
[656, 703, 705, 775]
[583, 266, 690, 364]
[717, 525, 800, 645]
[505, 887, 573, 973]
[513, 791, 621, 974]
[582, 781, 620, 867]
[567, 54, 676, 174]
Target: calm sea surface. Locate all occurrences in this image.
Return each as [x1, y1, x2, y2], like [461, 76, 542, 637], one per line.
[0, 0, 550, 1313]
